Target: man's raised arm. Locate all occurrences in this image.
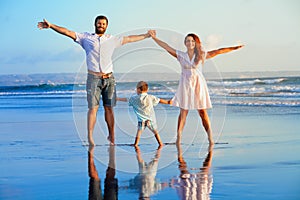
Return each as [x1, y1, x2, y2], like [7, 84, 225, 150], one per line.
[37, 19, 76, 40]
[121, 30, 151, 45]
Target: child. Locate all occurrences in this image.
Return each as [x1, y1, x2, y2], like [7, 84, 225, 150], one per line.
[117, 81, 172, 147]
[130, 146, 163, 198]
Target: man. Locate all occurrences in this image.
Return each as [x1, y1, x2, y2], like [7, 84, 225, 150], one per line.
[88, 145, 117, 199]
[38, 15, 151, 146]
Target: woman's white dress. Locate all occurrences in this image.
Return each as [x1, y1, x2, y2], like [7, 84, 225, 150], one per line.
[172, 50, 212, 110]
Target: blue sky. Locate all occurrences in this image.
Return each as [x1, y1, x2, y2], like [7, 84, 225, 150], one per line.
[1, 0, 299, 74]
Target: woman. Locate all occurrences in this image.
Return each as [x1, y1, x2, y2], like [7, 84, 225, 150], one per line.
[149, 31, 244, 144]
[173, 143, 214, 199]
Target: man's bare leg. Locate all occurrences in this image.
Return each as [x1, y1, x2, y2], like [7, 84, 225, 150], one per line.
[176, 109, 189, 144]
[104, 106, 115, 145]
[198, 109, 214, 145]
[87, 106, 99, 146]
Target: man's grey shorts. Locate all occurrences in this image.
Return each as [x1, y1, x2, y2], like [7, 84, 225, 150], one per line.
[86, 73, 116, 108]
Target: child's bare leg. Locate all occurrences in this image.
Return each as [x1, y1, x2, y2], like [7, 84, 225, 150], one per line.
[152, 130, 163, 147]
[134, 129, 143, 147]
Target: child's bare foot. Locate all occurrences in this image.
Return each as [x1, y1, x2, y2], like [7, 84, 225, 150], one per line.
[176, 138, 181, 145]
[208, 143, 214, 151]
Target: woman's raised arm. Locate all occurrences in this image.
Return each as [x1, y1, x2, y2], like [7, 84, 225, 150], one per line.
[150, 30, 177, 58]
[206, 45, 244, 59]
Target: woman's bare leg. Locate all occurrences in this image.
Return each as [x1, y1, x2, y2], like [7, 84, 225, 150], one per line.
[198, 109, 214, 144]
[176, 109, 189, 144]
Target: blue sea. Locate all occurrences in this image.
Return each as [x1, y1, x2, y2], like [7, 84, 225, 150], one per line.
[1, 72, 300, 199]
[1, 72, 299, 108]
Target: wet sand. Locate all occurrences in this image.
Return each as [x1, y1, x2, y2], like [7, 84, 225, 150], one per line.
[0, 102, 299, 199]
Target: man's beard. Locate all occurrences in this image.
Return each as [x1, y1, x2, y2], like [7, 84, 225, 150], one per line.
[95, 27, 106, 34]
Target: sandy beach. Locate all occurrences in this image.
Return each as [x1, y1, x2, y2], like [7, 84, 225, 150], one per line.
[0, 72, 300, 199]
[1, 94, 299, 199]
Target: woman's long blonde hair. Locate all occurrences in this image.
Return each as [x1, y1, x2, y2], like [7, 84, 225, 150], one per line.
[185, 33, 205, 65]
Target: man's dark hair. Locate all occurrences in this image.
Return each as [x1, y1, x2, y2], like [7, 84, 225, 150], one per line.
[94, 15, 108, 26]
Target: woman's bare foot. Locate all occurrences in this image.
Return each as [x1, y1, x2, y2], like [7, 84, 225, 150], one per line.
[88, 137, 95, 146]
[176, 132, 182, 145]
[176, 137, 181, 145]
[89, 141, 95, 146]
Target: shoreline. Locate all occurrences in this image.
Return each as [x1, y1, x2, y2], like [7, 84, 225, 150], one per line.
[0, 70, 300, 86]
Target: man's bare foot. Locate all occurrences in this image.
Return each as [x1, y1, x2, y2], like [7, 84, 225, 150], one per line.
[107, 136, 115, 145]
[88, 145, 95, 152]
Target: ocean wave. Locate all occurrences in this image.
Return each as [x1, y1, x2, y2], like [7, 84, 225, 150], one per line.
[1, 76, 299, 107]
[253, 78, 286, 85]
[0, 84, 85, 96]
[208, 77, 290, 87]
[213, 99, 300, 107]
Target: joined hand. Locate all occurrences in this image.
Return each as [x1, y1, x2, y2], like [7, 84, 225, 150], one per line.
[37, 19, 50, 29]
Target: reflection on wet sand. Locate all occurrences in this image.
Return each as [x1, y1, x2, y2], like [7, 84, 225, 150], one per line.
[129, 146, 166, 200]
[88, 145, 118, 200]
[88, 144, 213, 199]
[171, 143, 214, 200]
